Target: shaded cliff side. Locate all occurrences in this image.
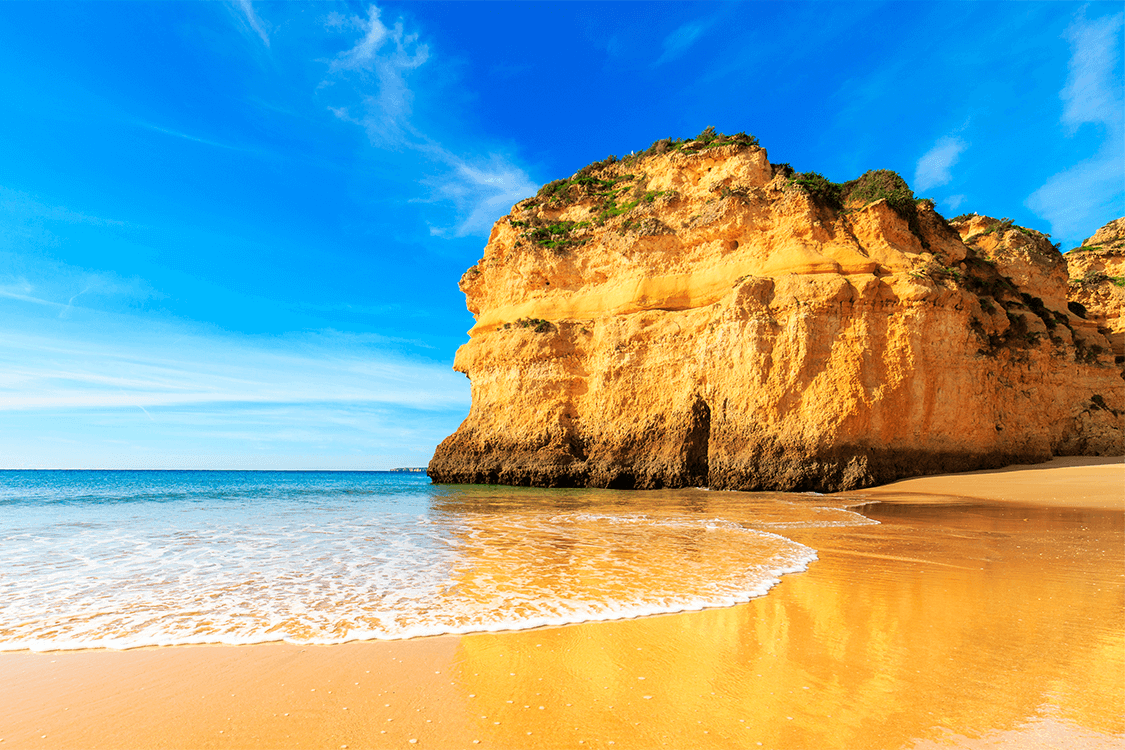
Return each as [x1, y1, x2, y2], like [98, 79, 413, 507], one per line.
[430, 132, 1123, 491]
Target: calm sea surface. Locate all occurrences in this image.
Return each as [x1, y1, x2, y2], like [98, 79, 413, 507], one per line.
[0, 470, 875, 651]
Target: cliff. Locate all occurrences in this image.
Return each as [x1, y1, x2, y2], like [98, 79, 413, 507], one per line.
[1064, 218, 1125, 371]
[429, 131, 1123, 491]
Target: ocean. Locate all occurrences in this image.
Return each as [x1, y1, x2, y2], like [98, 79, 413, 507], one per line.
[0, 470, 876, 652]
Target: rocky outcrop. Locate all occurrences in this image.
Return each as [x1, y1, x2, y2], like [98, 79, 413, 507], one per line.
[1065, 218, 1124, 373]
[429, 132, 1123, 491]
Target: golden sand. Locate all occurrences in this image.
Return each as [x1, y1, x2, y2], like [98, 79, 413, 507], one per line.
[1, 458, 1121, 749]
[854, 456, 1123, 510]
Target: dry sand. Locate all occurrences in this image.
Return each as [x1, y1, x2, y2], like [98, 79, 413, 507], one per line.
[853, 455, 1123, 510]
[1, 458, 1122, 749]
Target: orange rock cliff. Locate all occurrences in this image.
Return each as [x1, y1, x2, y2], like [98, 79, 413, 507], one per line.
[429, 131, 1123, 491]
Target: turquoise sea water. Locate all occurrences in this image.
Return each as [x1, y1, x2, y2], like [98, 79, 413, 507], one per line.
[0, 471, 876, 651]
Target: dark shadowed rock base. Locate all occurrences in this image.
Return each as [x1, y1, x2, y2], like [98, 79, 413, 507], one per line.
[428, 430, 1041, 493]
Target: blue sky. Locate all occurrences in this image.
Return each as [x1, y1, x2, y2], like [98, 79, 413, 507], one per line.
[1, 1, 1121, 469]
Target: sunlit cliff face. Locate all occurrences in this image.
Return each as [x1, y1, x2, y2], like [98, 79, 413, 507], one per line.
[448, 501, 1124, 749]
[430, 139, 1123, 491]
[1065, 216, 1125, 371]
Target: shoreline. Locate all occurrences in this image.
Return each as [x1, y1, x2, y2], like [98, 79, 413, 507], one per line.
[1, 457, 1121, 749]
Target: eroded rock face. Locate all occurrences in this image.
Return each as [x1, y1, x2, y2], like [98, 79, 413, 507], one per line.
[430, 138, 1123, 491]
[1065, 218, 1125, 372]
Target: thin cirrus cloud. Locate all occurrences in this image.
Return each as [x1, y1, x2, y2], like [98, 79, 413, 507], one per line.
[0, 186, 157, 315]
[654, 20, 709, 66]
[1059, 11, 1123, 134]
[913, 136, 967, 194]
[327, 5, 430, 147]
[232, 0, 270, 48]
[0, 184, 126, 234]
[0, 287, 469, 468]
[1027, 11, 1124, 244]
[0, 247, 465, 414]
[0, 323, 468, 413]
[324, 4, 537, 237]
[421, 149, 539, 238]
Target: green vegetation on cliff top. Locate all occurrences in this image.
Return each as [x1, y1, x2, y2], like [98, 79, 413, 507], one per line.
[512, 129, 1060, 261]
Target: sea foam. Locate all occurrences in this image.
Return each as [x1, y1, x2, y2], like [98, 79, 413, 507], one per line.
[0, 471, 871, 651]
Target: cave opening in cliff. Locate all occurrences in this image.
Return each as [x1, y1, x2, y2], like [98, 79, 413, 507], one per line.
[685, 397, 711, 486]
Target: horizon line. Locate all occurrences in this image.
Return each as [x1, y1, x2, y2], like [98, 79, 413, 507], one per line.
[0, 467, 431, 473]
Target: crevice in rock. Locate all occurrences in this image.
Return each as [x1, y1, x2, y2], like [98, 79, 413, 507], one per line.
[684, 397, 711, 486]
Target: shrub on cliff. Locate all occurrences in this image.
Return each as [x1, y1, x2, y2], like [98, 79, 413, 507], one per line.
[789, 172, 843, 208]
[533, 129, 760, 211]
[634, 128, 759, 161]
[516, 317, 552, 333]
[788, 169, 918, 218]
[512, 218, 591, 253]
[680, 126, 759, 153]
[1076, 269, 1125, 287]
[841, 169, 915, 216]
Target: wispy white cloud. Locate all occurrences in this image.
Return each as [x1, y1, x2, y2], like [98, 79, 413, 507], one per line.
[233, 0, 270, 48]
[331, 6, 394, 72]
[1060, 11, 1123, 134]
[421, 150, 538, 237]
[0, 187, 158, 317]
[0, 282, 54, 307]
[944, 194, 967, 211]
[329, 6, 429, 147]
[1026, 150, 1123, 241]
[0, 321, 468, 413]
[0, 185, 126, 230]
[0, 266, 153, 316]
[58, 285, 92, 320]
[136, 122, 247, 152]
[654, 20, 708, 66]
[0, 153, 465, 470]
[1027, 11, 1124, 243]
[914, 136, 967, 192]
[0, 397, 454, 469]
[323, 12, 356, 32]
[323, 4, 534, 235]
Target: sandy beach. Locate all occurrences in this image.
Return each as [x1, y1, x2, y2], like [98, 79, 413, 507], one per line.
[853, 456, 1124, 510]
[1, 457, 1121, 749]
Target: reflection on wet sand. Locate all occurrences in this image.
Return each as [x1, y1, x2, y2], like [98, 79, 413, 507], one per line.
[433, 510, 814, 632]
[452, 500, 1123, 748]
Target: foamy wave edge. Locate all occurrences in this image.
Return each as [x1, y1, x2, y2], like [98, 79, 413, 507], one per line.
[1, 540, 818, 654]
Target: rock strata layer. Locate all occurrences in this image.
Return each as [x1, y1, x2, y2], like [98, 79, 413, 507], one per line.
[430, 134, 1123, 491]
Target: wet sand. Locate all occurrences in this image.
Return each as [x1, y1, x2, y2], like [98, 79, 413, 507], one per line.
[1, 458, 1122, 749]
